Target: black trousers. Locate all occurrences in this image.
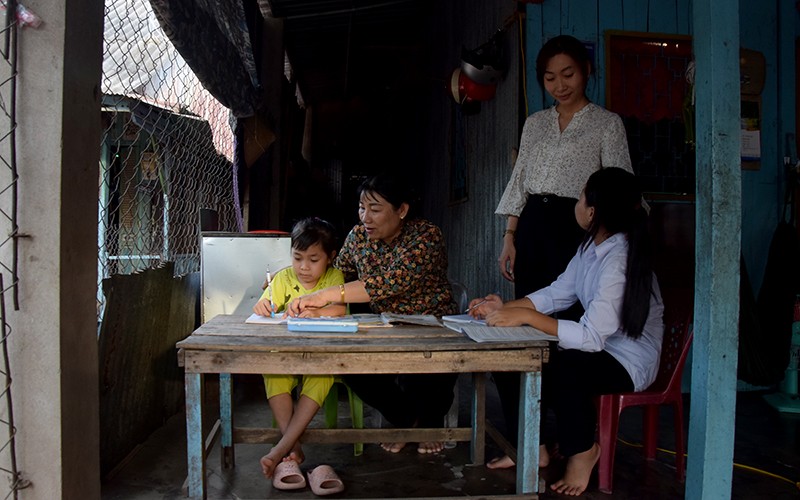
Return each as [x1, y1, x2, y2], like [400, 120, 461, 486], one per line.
[343, 373, 458, 429]
[549, 349, 633, 457]
[513, 194, 584, 300]
[494, 194, 585, 445]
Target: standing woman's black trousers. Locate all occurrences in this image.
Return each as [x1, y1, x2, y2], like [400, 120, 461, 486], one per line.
[494, 194, 584, 446]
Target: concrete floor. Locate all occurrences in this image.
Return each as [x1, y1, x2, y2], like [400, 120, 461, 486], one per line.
[101, 376, 800, 499]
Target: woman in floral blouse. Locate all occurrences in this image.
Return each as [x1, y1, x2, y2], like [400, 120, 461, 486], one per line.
[287, 171, 457, 454]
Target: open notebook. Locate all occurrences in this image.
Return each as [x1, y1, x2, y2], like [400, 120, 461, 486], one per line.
[442, 314, 552, 342]
[245, 312, 287, 324]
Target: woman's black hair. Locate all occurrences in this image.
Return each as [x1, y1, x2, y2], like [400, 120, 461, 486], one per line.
[291, 217, 339, 257]
[581, 167, 652, 339]
[535, 34, 592, 88]
[357, 171, 420, 220]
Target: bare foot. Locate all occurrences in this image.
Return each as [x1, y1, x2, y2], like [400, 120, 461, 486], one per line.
[550, 443, 601, 496]
[380, 442, 407, 453]
[486, 445, 549, 469]
[262, 445, 304, 479]
[286, 445, 305, 465]
[539, 444, 550, 467]
[486, 455, 515, 469]
[260, 455, 278, 478]
[417, 441, 445, 454]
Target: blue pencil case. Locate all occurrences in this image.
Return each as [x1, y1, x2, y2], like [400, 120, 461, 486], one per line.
[286, 317, 359, 333]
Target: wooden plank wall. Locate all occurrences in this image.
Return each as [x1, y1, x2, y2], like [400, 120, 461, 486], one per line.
[421, 0, 521, 301]
[98, 263, 200, 477]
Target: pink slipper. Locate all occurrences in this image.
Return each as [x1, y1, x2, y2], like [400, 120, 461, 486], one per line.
[273, 460, 307, 490]
[307, 464, 344, 496]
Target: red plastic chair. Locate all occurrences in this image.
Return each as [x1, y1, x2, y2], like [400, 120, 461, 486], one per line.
[596, 289, 693, 494]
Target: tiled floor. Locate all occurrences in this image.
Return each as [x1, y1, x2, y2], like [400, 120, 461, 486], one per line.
[101, 375, 800, 499]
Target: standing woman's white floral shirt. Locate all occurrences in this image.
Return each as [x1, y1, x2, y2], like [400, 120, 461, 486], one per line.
[496, 103, 633, 217]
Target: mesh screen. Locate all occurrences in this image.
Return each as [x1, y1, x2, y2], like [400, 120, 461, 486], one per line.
[0, 1, 28, 497]
[99, 0, 239, 321]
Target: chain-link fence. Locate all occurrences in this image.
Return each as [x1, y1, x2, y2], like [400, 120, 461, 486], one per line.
[99, 0, 239, 323]
[0, 2, 33, 496]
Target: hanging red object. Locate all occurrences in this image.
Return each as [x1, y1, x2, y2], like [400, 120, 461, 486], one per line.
[449, 68, 497, 103]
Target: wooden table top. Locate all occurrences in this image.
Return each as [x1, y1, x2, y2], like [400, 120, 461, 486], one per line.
[177, 314, 551, 354]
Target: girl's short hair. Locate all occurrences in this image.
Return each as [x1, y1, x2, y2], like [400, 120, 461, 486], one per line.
[357, 172, 420, 219]
[535, 34, 592, 88]
[291, 217, 339, 256]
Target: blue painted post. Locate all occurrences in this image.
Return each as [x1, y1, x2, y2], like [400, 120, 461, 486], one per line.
[470, 372, 486, 464]
[220, 372, 235, 469]
[185, 372, 206, 499]
[517, 371, 542, 494]
[688, 1, 740, 499]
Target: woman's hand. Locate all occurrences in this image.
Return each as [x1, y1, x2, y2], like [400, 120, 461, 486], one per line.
[295, 306, 322, 318]
[285, 292, 329, 317]
[485, 307, 530, 327]
[253, 298, 274, 317]
[498, 239, 516, 282]
[467, 294, 503, 319]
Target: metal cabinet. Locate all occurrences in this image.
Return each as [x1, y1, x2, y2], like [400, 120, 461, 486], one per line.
[200, 232, 291, 322]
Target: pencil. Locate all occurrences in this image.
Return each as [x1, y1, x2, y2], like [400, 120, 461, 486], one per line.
[266, 267, 274, 317]
[464, 291, 500, 313]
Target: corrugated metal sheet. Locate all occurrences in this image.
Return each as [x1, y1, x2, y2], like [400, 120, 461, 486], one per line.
[265, 0, 428, 105]
[420, 0, 520, 301]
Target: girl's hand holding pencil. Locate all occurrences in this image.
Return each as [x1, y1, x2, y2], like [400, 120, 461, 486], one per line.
[253, 297, 279, 317]
[253, 267, 278, 318]
[466, 293, 503, 319]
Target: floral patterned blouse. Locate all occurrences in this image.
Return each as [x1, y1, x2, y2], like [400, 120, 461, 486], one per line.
[495, 103, 633, 216]
[335, 218, 456, 316]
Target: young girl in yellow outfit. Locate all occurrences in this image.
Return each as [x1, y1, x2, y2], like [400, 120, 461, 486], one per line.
[252, 217, 345, 481]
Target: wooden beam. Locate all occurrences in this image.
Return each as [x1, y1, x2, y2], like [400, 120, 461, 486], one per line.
[183, 349, 543, 375]
[233, 426, 473, 444]
[688, 0, 741, 498]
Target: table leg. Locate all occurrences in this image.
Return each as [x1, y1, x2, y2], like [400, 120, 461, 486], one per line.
[516, 371, 542, 494]
[470, 372, 486, 464]
[185, 372, 206, 500]
[220, 373, 235, 469]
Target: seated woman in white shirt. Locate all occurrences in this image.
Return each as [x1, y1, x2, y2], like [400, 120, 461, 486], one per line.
[469, 167, 664, 496]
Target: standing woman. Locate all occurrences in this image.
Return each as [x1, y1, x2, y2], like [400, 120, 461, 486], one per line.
[491, 35, 633, 468]
[497, 34, 632, 295]
[288, 171, 457, 454]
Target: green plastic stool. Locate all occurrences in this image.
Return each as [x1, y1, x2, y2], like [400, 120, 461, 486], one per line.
[324, 380, 364, 456]
[270, 379, 364, 456]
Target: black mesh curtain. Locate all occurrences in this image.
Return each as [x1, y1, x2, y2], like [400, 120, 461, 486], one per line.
[148, 0, 263, 118]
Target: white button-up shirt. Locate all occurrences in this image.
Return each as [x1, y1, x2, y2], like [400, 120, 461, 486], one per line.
[496, 103, 632, 217]
[528, 234, 664, 391]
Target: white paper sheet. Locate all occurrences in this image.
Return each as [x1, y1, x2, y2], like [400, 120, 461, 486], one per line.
[458, 324, 553, 343]
[244, 312, 287, 324]
[379, 312, 442, 327]
[442, 314, 486, 324]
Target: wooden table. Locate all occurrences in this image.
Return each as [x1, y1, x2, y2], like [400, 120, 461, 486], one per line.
[177, 314, 549, 499]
